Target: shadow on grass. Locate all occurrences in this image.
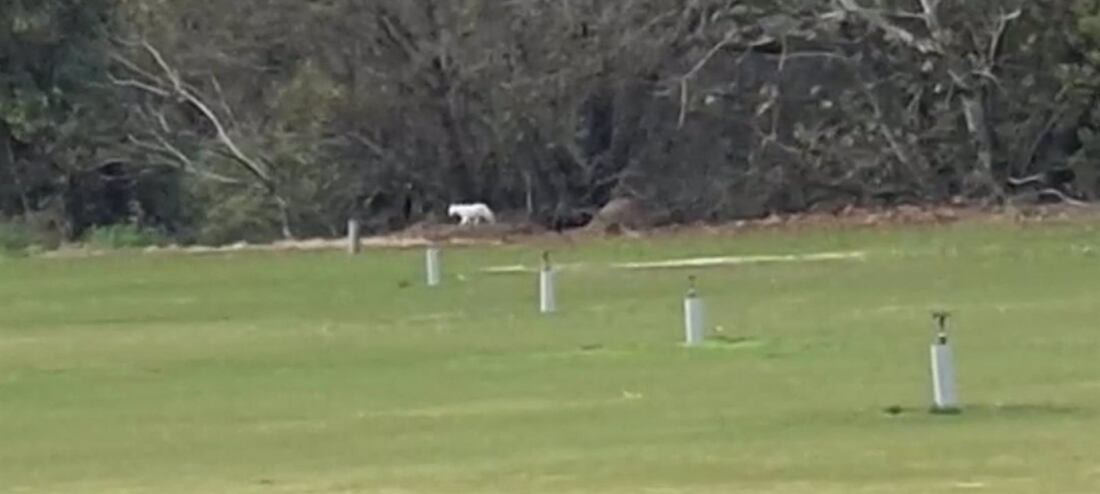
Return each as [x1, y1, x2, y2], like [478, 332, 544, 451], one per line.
[880, 402, 1090, 418]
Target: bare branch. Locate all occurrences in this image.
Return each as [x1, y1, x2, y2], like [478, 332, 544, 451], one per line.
[114, 40, 275, 186]
[208, 75, 239, 128]
[988, 9, 1022, 67]
[835, 0, 938, 54]
[1033, 189, 1087, 207]
[108, 51, 167, 88]
[1007, 174, 1045, 187]
[676, 28, 764, 129]
[107, 73, 171, 98]
[127, 134, 247, 186]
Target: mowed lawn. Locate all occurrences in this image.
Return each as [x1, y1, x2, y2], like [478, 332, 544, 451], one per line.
[1, 222, 1100, 493]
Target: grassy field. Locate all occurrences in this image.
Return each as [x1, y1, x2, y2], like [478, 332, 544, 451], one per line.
[2, 221, 1100, 493]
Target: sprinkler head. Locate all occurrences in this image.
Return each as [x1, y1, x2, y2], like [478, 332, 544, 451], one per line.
[931, 311, 951, 330]
[931, 311, 951, 344]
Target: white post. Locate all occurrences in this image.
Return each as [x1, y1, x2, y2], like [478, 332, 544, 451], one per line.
[539, 251, 556, 314]
[683, 276, 704, 346]
[347, 219, 361, 255]
[426, 246, 441, 287]
[930, 312, 959, 412]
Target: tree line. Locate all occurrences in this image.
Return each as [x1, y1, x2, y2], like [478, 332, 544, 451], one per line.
[3, 0, 1100, 246]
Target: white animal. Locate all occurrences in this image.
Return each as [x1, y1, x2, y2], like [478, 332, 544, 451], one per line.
[447, 203, 496, 225]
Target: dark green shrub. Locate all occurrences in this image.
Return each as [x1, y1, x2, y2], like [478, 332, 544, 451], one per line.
[0, 223, 32, 257]
[83, 225, 168, 249]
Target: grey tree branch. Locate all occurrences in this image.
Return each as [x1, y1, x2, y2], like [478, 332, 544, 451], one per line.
[835, 0, 938, 53]
[136, 41, 273, 184]
[112, 38, 295, 238]
[127, 134, 247, 186]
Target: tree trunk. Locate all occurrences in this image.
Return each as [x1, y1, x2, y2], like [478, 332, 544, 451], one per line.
[273, 194, 294, 240]
[438, 104, 476, 202]
[0, 122, 31, 214]
[962, 89, 1004, 199]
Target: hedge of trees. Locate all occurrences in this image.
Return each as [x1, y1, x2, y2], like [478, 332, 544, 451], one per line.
[4, 0, 1100, 245]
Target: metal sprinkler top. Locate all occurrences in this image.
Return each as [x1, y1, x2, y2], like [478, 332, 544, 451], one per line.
[687, 275, 698, 298]
[542, 250, 551, 270]
[932, 311, 951, 344]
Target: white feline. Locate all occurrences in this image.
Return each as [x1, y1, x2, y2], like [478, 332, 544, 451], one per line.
[447, 203, 496, 225]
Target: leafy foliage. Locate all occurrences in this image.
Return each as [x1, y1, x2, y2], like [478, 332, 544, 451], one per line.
[82, 224, 167, 249]
[2, 0, 1100, 244]
[0, 222, 31, 256]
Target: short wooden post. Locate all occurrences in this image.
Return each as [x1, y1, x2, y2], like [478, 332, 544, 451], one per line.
[347, 219, 361, 255]
[426, 246, 441, 287]
[539, 251, 556, 314]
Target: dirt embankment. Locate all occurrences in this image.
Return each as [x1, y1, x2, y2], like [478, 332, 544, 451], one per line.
[39, 203, 1100, 259]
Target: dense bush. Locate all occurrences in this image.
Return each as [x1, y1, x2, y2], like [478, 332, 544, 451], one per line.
[0, 223, 32, 257]
[82, 225, 168, 250]
[2, 0, 1097, 245]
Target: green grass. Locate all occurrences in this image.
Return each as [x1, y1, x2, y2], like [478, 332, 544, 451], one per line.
[2, 221, 1100, 493]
